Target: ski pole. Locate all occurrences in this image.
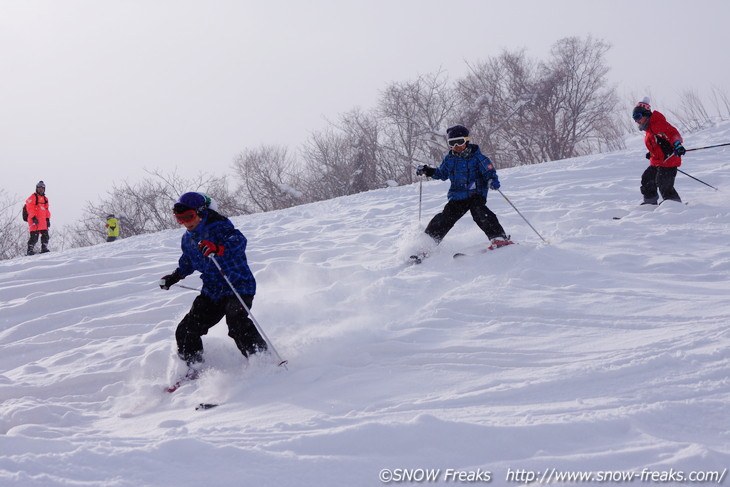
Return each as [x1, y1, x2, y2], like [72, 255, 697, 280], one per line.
[496, 188, 549, 244]
[418, 178, 423, 222]
[677, 169, 719, 191]
[175, 284, 202, 292]
[662, 153, 719, 191]
[208, 255, 288, 369]
[685, 142, 730, 152]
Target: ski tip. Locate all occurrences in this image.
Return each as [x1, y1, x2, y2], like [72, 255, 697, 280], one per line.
[165, 381, 184, 393]
[453, 253, 467, 259]
[278, 360, 289, 370]
[195, 403, 219, 411]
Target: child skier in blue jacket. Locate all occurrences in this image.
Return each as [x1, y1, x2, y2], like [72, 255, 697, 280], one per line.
[159, 192, 267, 366]
[417, 125, 512, 251]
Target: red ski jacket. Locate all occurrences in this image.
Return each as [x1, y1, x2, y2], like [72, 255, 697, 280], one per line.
[25, 192, 51, 231]
[644, 110, 683, 168]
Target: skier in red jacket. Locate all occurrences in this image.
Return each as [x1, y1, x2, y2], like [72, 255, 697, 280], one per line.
[25, 181, 51, 255]
[632, 98, 686, 205]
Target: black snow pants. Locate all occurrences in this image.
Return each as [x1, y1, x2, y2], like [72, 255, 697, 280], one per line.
[28, 230, 49, 254]
[641, 165, 681, 203]
[425, 194, 506, 243]
[175, 293, 267, 365]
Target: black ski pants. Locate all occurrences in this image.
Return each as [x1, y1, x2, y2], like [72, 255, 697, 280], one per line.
[641, 165, 681, 203]
[28, 230, 49, 252]
[425, 194, 506, 243]
[175, 293, 267, 365]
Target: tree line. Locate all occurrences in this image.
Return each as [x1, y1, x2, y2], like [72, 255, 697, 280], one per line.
[1, 36, 728, 260]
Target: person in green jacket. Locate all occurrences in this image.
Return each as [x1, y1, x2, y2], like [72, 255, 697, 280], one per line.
[106, 214, 120, 242]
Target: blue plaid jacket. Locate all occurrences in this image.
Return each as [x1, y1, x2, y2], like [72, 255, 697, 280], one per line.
[431, 144, 499, 200]
[175, 211, 256, 299]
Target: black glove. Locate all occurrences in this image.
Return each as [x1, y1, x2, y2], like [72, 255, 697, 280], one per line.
[673, 141, 686, 156]
[32, 217, 39, 225]
[199, 240, 224, 257]
[159, 271, 182, 290]
[416, 165, 435, 177]
[656, 136, 673, 158]
[46, 218, 50, 228]
[645, 152, 651, 160]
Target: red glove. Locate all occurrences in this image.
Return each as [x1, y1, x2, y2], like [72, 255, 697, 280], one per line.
[199, 240, 224, 257]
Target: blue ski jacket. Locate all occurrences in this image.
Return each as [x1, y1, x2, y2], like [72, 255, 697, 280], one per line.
[431, 144, 500, 200]
[175, 211, 256, 299]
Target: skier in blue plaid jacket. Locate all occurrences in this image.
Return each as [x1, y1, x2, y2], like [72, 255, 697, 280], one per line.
[159, 192, 267, 366]
[417, 125, 512, 248]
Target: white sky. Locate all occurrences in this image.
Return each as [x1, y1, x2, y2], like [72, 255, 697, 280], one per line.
[2, 0, 729, 226]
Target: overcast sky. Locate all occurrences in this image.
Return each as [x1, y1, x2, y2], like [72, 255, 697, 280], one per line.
[2, 0, 729, 226]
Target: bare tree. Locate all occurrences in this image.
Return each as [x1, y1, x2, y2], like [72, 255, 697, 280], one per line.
[452, 37, 622, 167]
[710, 85, 730, 120]
[377, 70, 457, 183]
[68, 169, 231, 246]
[455, 50, 540, 167]
[335, 108, 382, 192]
[670, 89, 713, 132]
[529, 36, 621, 161]
[0, 189, 26, 260]
[205, 177, 251, 217]
[231, 145, 304, 213]
[300, 128, 360, 201]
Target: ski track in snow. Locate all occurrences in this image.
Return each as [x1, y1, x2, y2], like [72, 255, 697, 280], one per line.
[1, 123, 730, 486]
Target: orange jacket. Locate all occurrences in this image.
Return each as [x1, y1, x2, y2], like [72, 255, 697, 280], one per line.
[25, 192, 51, 231]
[644, 111, 683, 168]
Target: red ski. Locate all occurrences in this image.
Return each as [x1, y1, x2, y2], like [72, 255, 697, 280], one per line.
[165, 368, 200, 393]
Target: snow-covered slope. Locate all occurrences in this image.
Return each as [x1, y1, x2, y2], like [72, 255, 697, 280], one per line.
[2, 123, 730, 486]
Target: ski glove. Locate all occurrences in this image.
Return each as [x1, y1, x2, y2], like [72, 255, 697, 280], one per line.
[489, 179, 500, 190]
[673, 141, 686, 156]
[416, 165, 435, 177]
[656, 136, 674, 158]
[646, 152, 651, 160]
[159, 271, 182, 290]
[46, 218, 50, 228]
[32, 217, 39, 225]
[199, 240, 224, 258]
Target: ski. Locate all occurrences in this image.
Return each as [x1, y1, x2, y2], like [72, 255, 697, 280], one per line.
[453, 240, 515, 259]
[165, 368, 200, 393]
[195, 403, 219, 411]
[613, 201, 688, 220]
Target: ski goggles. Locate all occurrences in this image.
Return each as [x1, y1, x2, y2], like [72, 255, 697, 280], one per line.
[632, 108, 650, 121]
[173, 208, 197, 224]
[447, 137, 468, 147]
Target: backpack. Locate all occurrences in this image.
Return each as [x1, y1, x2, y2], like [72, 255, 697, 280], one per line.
[22, 194, 40, 222]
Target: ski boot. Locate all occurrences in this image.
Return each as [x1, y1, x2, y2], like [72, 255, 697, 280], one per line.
[488, 235, 514, 250]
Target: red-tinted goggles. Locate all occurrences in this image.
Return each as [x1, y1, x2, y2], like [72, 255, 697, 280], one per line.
[174, 209, 197, 224]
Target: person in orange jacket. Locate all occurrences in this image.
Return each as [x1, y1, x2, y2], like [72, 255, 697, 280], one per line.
[25, 181, 51, 255]
[632, 97, 686, 205]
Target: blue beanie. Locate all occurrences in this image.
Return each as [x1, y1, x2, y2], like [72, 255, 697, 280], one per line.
[174, 192, 208, 214]
[446, 125, 469, 139]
